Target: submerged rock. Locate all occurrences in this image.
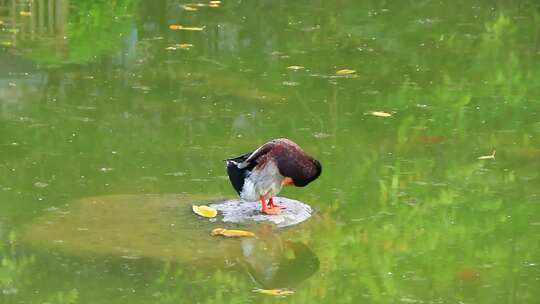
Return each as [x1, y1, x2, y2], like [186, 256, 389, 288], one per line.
[209, 197, 313, 228]
[21, 194, 314, 262]
[20, 194, 319, 289]
[22, 194, 229, 263]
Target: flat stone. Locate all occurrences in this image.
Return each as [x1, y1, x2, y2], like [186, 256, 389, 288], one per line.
[210, 197, 313, 228]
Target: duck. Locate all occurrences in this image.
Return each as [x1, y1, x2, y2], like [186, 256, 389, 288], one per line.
[226, 138, 321, 215]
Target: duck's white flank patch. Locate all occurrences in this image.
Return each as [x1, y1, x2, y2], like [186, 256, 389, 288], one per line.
[240, 160, 284, 202]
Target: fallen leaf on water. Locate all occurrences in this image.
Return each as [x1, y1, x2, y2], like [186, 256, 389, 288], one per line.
[19, 11, 32, 16]
[208, 3, 220, 8]
[456, 270, 479, 280]
[182, 5, 198, 11]
[192, 205, 218, 218]
[367, 111, 392, 117]
[209, 0, 221, 4]
[34, 182, 49, 188]
[478, 150, 496, 160]
[282, 81, 299, 86]
[383, 239, 394, 251]
[287, 65, 304, 70]
[211, 228, 255, 237]
[165, 44, 193, 51]
[253, 289, 295, 296]
[335, 69, 356, 76]
[312, 132, 330, 139]
[169, 24, 206, 31]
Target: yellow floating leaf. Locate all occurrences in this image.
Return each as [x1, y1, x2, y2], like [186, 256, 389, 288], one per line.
[182, 5, 198, 11]
[208, 3, 220, 7]
[477, 150, 496, 160]
[19, 11, 32, 17]
[253, 289, 295, 296]
[169, 24, 206, 31]
[165, 44, 193, 50]
[183, 26, 206, 31]
[174, 43, 193, 50]
[210, 228, 255, 237]
[209, 0, 222, 4]
[287, 65, 304, 70]
[367, 111, 392, 117]
[335, 69, 356, 76]
[192, 205, 217, 218]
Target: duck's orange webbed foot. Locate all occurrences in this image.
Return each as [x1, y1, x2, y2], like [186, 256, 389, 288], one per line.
[262, 207, 282, 215]
[268, 197, 287, 209]
[260, 196, 282, 215]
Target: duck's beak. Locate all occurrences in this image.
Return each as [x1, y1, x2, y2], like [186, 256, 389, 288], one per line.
[281, 177, 294, 186]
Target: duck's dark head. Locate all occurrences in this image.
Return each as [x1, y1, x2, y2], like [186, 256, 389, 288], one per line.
[293, 159, 322, 187]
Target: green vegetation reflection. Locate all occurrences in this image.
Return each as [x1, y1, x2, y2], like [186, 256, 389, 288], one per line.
[0, 0, 539, 303]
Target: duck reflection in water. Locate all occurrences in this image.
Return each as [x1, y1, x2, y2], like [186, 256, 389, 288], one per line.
[237, 225, 319, 289]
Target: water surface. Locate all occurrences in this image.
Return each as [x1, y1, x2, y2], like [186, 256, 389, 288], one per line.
[1, 0, 539, 303]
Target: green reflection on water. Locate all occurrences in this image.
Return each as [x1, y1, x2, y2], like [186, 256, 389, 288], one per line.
[1, 0, 539, 303]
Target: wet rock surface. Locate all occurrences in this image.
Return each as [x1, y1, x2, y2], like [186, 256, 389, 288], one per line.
[209, 197, 313, 228]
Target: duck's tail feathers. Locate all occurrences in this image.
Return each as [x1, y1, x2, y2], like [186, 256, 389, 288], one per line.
[226, 160, 248, 194]
[226, 151, 254, 194]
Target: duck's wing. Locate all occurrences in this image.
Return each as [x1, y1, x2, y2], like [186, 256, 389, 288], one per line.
[235, 141, 275, 169]
[226, 151, 253, 165]
[235, 138, 320, 183]
[229, 139, 291, 168]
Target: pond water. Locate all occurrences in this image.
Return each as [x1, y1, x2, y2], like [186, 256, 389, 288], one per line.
[1, 0, 540, 303]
